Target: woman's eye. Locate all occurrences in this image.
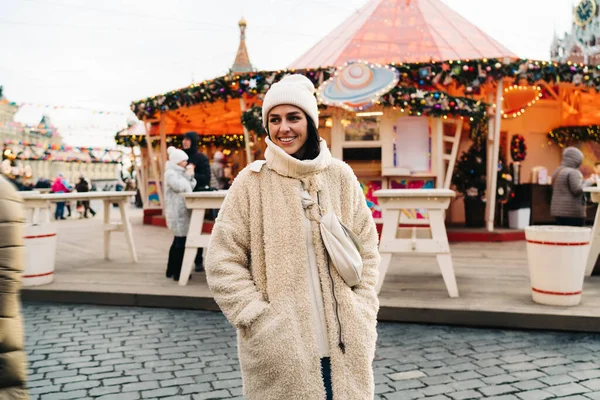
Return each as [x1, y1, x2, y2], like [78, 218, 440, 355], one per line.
[269, 118, 279, 124]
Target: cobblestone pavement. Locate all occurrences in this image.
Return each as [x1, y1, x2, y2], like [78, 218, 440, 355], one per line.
[22, 303, 600, 400]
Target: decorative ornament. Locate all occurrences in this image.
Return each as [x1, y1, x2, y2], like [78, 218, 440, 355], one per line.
[510, 134, 527, 162]
[466, 187, 479, 197]
[317, 61, 399, 111]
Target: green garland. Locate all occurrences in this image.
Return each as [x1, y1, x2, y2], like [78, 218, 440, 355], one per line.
[241, 90, 487, 137]
[547, 125, 600, 147]
[241, 106, 266, 136]
[115, 133, 245, 149]
[130, 58, 600, 120]
[383, 87, 486, 121]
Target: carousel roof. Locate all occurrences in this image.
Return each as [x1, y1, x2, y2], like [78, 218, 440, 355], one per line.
[289, 0, 517, 69]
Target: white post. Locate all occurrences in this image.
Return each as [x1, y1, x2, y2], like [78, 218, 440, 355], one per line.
[433, 118, 444, 188]
[239, 97, 253, 166]
[484, 115, 494, 224]
[486, 79, 504, 232]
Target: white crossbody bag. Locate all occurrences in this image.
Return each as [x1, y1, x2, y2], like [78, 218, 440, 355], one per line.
[251, 160, 364, 287]
[319, 211, 364, 287]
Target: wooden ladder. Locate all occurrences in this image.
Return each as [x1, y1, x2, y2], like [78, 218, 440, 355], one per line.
[441, 119, 464, 189]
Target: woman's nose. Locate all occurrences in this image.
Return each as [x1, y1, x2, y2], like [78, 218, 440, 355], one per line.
[280, 120, 291, 132]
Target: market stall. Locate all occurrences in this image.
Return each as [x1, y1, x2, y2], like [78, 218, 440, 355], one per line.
[2, 140, 122, 186]
[129, 0, 600, 231]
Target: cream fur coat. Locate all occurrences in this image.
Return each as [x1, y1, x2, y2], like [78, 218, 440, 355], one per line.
[206, 139, 380, 400]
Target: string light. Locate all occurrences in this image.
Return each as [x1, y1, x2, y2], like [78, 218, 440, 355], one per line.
[547, 125, 600, 147]
[491, 85, 543, 119]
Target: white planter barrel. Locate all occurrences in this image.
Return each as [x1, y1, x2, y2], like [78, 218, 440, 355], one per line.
[525, 226, 591, 306]
[23, 224, 57, 286]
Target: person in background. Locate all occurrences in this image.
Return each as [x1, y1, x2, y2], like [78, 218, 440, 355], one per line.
[75, 175, 96, 218]
[551, 147, 593, 226]
[34, 177, 51, 189]
[51, 172, 72, 220]
[182, 131, 211, 271]
[0, 176, 29, 398]
[210, 151, 228, 190]
[164, 146, 196, 282]
[585, 161, 600, 186]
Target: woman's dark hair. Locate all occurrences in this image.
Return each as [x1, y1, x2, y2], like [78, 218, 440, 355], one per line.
[296, 112, 321, 160]
[266, 111, 320, 161]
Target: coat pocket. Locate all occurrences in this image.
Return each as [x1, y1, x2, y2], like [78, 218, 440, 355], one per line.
[237, 304, 303, 396]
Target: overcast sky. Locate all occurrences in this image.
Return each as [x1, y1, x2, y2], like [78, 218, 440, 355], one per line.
[0, 0, 580, 147]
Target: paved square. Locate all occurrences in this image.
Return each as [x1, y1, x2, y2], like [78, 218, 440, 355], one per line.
[22, 303, 600, 399]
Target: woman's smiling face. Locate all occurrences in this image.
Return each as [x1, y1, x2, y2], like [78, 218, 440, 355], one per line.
[268, 105, 308, 157]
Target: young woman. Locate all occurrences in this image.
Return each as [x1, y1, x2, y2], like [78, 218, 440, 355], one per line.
[164, 146, 196, 281]
[206, 75, 380, 400]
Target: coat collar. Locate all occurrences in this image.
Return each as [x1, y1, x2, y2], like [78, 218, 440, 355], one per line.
[166, 160, 185, 172]
[264, 137, 332, 179]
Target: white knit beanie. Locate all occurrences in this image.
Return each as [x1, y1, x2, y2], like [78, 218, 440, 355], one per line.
[262, 74, 319, 129]
[167, 146, 188, 164]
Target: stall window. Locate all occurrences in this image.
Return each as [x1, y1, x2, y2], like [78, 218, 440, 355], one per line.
[393, 117, 430, 172]
[341, 114, 381, 141]
[343, 147, 382, 161]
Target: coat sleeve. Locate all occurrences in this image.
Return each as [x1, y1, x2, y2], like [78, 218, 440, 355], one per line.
[165, 170, 194, 194]
[567, 170, 585, 196]
[194, 154, 211, 189]
[346, 168, 380, 313]
[205, 171, 268, 329]
[0, 177, 29, 395]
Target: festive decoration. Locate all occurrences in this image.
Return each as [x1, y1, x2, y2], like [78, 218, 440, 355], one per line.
[453, 127, 513, 203]
[240, 89, 487, 138]
[114, 133, 246, 149]
[453, 138, 487, 200]
[15, 103, 130, 116]
[547, 125, 600, 147]
[510, 134, 527, 161]
[241, 106, 265, 136]
[496, 154, 514, 204]
[0, 121, 59, 138]
[496, 85, 543, 119]
[131, 58, 600, 121]
[2, 140, 122, 164]
[317, 61, 400, 111]
[384, 87, 487, 121]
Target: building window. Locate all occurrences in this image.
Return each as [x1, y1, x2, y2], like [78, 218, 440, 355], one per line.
[341, 113, 381, 141]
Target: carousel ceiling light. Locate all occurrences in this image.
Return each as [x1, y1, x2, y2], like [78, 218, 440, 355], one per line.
[355, 111, 383, 117]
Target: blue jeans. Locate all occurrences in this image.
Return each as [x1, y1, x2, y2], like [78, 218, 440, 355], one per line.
[55, 202, 65, 220]
[321, 357, 332, 400]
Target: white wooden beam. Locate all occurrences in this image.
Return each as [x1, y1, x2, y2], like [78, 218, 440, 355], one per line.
[239, 97, 253, 166]
[486, 80, 504, 232]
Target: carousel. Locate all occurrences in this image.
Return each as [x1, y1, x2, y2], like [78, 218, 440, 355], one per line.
[128, 0, 600, 231]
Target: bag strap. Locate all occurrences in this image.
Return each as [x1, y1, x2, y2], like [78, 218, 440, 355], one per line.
[552, 167, 564, 189]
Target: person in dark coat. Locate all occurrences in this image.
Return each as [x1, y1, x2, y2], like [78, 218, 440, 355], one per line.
[182, 131, 211, 271]
[75, 176, 96, 218]
[182, 131, 211, 191]
[0, 176, 29, 399]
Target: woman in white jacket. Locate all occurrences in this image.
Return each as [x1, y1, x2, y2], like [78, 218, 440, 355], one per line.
[206, 75, 380, 400]
[164, 146, 196, 281]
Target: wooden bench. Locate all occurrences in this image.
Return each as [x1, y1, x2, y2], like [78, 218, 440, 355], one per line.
[178, 191, 228, 286]
[374, 189, 459, 298]
[583, 187, 600, 276]
[20, 191, 138, 263]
